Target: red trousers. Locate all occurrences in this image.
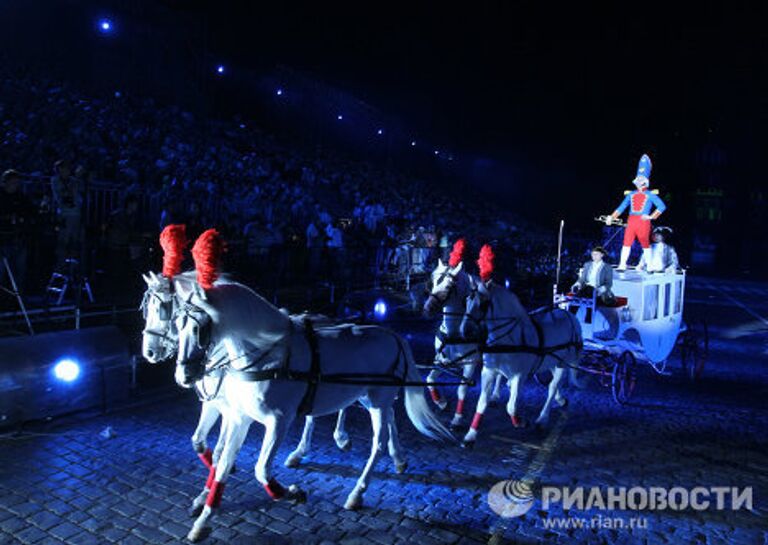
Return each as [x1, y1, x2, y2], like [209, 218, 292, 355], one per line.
[623, 215, 651, 249]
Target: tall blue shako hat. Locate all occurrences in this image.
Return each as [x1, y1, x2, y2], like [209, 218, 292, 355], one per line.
[633, 154, 652, 188]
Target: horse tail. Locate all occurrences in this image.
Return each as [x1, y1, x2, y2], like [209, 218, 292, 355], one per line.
[397, 335, 456, 444]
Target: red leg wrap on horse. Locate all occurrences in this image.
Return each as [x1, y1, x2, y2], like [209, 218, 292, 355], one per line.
[205, 466, 216, 490]
[455, 399, 464, 416]
[205, 480, 225, 508]
[470, 412, 483, 430]
[430, 388, 442, 403]
[511, 415, 522, 427]
[264, 478, 286, 500]
[198, 449, 213, 470]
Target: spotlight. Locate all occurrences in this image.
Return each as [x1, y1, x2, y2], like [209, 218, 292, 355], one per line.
[373, 300, 388, 320]
[216, 65, 225, 75]
[434, 150, 440, 155]
[97, 18, 114, 35]
[276, 88, 283, 96]
[337, 114, 343, 120]
[505, 278, 511, 289]
[53, 358, 81, 383]
[377, 128, 384, 135]
[411, 141, 416, 147]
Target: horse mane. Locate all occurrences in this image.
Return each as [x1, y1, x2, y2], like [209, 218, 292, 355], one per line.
[192, 229, 226, 290]
[448, 238, 467, 267]
[159, 224, 188, 278]
[478, 244, 495, 282]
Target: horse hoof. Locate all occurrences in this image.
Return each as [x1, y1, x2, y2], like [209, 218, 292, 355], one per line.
[287, 485, 307, 504]
[188, 503, 204, 518]
[284, 455, 301, 469]
[510, 416, 527, 428]
[186, 526, 208, 543]
[557, 397, 568, 408]
[395, 461, 408, 474]
[449, 421, 464, 432]
[336, 439, 352, 452]
[461, 439, 475, 449]
[344, 494, 363, 510]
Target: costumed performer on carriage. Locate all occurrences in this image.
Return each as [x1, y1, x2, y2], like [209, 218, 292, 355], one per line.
[605, 153, 667, 271]
[637, 226, 679, 273]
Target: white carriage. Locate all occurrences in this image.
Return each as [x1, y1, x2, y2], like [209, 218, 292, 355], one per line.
[554, 267, 708, 404]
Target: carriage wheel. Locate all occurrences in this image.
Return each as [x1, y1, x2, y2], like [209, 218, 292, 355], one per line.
[680, 317, 709, 381]
[612, 351, 637, 405]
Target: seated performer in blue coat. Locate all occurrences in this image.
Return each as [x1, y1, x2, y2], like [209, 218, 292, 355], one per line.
[571, 246, 616, 305]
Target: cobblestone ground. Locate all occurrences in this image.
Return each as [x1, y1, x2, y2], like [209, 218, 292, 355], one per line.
[0, 279, 767, 544]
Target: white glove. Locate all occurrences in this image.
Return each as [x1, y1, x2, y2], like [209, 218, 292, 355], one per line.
[641, 214, 652, 221]
[604, 216, 613, 226]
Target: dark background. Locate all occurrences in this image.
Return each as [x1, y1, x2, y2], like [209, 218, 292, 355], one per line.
[1, 0, 764, 274]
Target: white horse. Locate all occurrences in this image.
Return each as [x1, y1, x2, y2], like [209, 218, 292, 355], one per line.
[174, 280, 454, 542]
[423, 260, 504, 427]
[459, 276, 582, 446]
[140, 272, 365, 517]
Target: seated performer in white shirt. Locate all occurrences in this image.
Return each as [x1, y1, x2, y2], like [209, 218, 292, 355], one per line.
[636, 226, 679, 273]
[571, 246, 616, 305]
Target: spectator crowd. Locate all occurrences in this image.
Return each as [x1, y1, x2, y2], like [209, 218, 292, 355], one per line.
[0, 69, 594, 307]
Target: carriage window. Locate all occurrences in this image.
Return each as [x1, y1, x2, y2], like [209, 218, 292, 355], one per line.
[663, 283, 671, 317]
[674, 280, 682, 313]
[643, 284, 659, 321]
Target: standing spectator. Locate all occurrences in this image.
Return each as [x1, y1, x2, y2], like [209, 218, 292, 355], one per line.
[50, 159, 83, 263]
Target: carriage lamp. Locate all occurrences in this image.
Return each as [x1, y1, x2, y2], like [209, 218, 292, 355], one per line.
[53, 358, 81, 383]
[373, 300, 388, 320]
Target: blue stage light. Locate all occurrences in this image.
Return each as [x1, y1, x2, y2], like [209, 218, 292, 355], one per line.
[276, 88, 283, 96]
[377, 128, 383, 135]
[373, 300, 388, 319]
[53, 358, 81, 383]
[96, 18, 115, 35]
[216, 65, 225, 75]
[434, 150, 440, 155]
[337, 114, 343, 120]
[411, 141, 416, 146]
[505, 278, 511, 289]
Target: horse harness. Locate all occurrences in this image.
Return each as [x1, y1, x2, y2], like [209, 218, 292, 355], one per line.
[468, 287, 582, 378]
[181, 307, 425, 418]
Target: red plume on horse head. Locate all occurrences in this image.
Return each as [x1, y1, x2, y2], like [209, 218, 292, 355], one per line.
[448, 238, 467, 267]
[159, 224, 188, 278]
[192, 229, 226, 290]
[477, 244, 495, 282]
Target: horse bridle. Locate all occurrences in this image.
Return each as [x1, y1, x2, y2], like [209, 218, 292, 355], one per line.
[425, 269, 458, 312]
[141, 287, 178, 353]
[177, 302, 213, 355]
[466, 282, 521, 342]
